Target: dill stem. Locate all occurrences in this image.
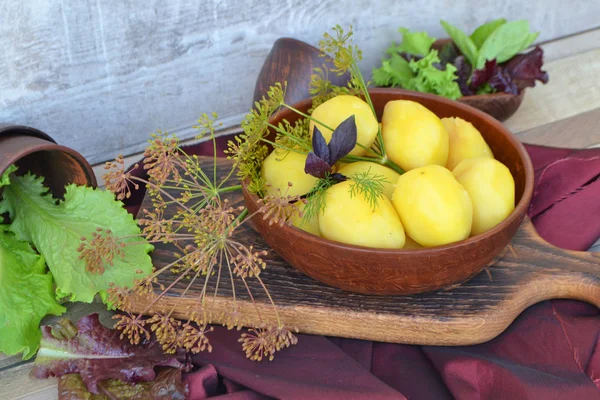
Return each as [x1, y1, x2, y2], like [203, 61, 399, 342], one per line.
[218, 185, 242, 193]
[259, 138, 306, 155]
[256, 276, 282, 327]
[281, 103, 335, 132]
[341, 154, 405, 175]
[382, 158, 405, 175]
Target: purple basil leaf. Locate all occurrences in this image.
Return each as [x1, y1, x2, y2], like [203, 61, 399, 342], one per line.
[328, 115, 357, 165]
[32, 314, 186, 395]
[470, 59, 498, 91]
[311, 126, 330, 164]
[439, 42, 459, 65]
[304, 152, 332, 179]
[453, 55, 473, 96]
[504, 46, 549, 91]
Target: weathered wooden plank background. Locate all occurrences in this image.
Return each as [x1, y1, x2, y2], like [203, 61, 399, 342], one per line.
[1, 0, 599, 164]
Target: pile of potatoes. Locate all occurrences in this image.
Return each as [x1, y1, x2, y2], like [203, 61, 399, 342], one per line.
[260, 95, 515, 249]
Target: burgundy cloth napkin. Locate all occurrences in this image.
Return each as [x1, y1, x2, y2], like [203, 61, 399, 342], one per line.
[121, 140, 600, 400]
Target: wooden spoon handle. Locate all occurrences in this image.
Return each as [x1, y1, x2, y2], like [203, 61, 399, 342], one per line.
[503, 217, 600, 307]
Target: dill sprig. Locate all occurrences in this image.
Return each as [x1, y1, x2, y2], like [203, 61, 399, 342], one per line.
[301, 177, 336, 224]
[348, 169, 388, 210]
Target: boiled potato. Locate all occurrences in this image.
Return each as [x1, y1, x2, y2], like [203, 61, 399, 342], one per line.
[337, 161, 400, 199]
[261, 149, 318, 197]
[442, 117, 494, 170]
[319, 180, 405, 249]
[290, 201, 320, 236]
[382, 100, 449, 171]
[309, 95, 379, 156]
[452, 157, 515, 236]
[392, 165, 472, 247]
[402, 235, 423, 250]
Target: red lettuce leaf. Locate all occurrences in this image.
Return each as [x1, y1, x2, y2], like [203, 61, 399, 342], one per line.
[327, 115, 357, 165]
[311, 126, 330, 164]
[470, 59, 497, 90]
[304, 152, 331, 179]
[504, 46, 549, 90]
[58, 369, 188, 400]
[470, 47, 548, 95]
[453, 55, 473, 96]
[32, 314, 187, 394]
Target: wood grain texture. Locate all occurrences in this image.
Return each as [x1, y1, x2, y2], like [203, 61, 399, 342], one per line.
[125, 155, 599, 346]
[504, 49, 600, 133]
[517, 107, 600, 149]
[1, 1, 599, 164]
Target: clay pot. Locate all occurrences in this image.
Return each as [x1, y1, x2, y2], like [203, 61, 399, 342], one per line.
[0, 124, 97, 200]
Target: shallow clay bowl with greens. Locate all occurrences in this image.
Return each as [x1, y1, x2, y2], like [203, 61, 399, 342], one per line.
[241, 88, 534, 295]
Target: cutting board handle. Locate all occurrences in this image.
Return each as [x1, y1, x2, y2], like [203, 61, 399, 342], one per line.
[502, 217, 600, 308]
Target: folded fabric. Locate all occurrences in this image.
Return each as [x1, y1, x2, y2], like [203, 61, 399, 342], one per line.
[121, 139, 600, 400]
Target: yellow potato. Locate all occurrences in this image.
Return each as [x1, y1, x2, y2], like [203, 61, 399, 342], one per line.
[290, 201, 320, 236]
[319, 180, 406, 249]
[402, 235, 423, 250]
[452, 157, 515, 236]
[442, 117, 494, 171]
[392, 165, 472, 247]
[309, 95, 379, 156]
[260, 149, 318, 197]
[338, 161, 400, 200]
[382, 100, 449, 171]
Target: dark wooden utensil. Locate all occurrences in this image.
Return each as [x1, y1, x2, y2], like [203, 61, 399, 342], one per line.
[253, 37, 348, 105]
[242, 88, 534, 295]
[0, 124, 97, 199]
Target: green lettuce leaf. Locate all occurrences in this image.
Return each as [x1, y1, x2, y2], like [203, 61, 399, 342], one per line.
[406, 50, 462, 100]
[0, 165, 17, 189]
[0, 173, 153, 303]
[0, 227, 65, 359]
[476, 20, 539, 68]
[387, 27, 436, 57]
[372, 53, 415, 87]
[470, 18, 507, 48]
[440, 20, 479, 67]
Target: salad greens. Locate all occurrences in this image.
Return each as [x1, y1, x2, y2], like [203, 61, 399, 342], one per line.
[0, 226, 65, 359]
[32, 314, 187, 396]
[372, 27, 462, 100]
[373, 18, 548, 99]
[0, 166, 153, 359]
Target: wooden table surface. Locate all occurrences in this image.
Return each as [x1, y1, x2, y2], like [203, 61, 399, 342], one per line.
[2, 28, 600, 399]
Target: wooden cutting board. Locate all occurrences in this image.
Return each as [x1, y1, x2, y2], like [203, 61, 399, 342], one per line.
[126, 157, 600, 346]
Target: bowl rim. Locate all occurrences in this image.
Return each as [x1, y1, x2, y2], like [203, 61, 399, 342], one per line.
[242, 87, 534, 255]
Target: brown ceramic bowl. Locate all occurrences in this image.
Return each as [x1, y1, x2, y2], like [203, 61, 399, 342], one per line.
[241, 88, 534, 295]
[0, 124, 97, 200]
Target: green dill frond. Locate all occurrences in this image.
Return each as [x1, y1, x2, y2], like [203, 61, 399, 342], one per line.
[193, 112, 221, 139]
[348, 169, 388, 210]
[318, 25, 362, 76]
[273, 118, 311, 152]
[225, 82, 287, 193]
[301, 177, 336, 223]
